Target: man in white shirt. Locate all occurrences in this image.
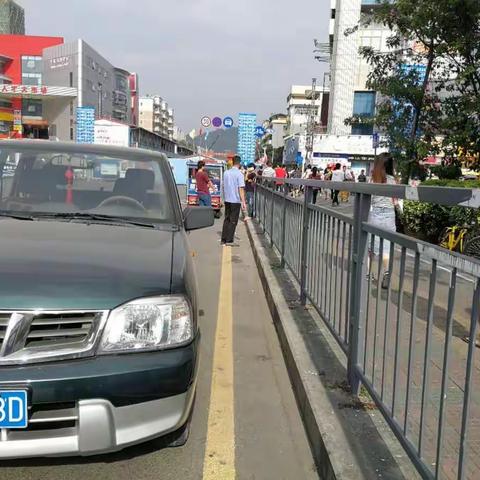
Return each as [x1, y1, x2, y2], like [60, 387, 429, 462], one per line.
[262, 160, 275, 178]
[330, 163, 344, 206]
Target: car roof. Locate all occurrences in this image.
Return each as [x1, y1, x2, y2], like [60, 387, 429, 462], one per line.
[0, 140, 169, 163]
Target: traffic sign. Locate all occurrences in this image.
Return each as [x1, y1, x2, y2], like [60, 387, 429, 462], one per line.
[372, 132, 380, 149]
[255, 126, 266, 138]
[212, 117, 222, 128]
[223, 116, 234, 128]
[201, 116, 211, 128]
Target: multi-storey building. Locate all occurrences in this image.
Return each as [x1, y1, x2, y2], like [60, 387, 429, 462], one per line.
[139, 95, 175, 140]
[328, 0, 391, 136]
[237, 113, 256, 164]
[286, 85, 329, 137]
[0, 0, 25, 35]
[0, 35, 136, 141]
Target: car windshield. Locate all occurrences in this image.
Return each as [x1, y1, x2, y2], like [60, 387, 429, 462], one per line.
[0, 146, 174, 224]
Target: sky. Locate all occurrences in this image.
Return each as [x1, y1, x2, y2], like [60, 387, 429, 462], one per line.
[18, 0, 330, 133]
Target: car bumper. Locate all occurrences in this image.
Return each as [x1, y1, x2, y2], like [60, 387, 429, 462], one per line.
[0, 387, 195, 459]
[0, 337, 199, 458]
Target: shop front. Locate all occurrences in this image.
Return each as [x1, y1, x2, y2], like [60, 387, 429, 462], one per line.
[0, 83, 77, 139]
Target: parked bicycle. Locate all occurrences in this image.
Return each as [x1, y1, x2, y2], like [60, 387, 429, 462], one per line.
[439, 224, 480, 259]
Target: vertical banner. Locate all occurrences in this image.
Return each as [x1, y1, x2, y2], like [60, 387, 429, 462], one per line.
[76, 106, 95, 144]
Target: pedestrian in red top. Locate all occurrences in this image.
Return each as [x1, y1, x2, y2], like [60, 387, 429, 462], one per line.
[195, 161, 214, 207]
[274, 164, 287, 191]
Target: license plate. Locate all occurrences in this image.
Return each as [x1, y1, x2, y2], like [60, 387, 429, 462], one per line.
[0, 391, 28, 429]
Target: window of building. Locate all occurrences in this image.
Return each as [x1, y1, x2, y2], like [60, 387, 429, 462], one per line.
[22, 56, 42, 75]
[69, 72, 73, 87]
[70, 127, 74, 140]
[352, 91, 376, 135]
[22, 73, 42, 86]
[22, 99, 42, 117]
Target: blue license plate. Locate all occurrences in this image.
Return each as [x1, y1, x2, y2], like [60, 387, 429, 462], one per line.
[0, 391, 28, 429]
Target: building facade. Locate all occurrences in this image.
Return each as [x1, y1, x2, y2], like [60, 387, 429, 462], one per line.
[0, 0, 25, 35]
[0, 34, 75, 139]
[328, 0, 391, 135]
[139, 95, 175, 140]
[286, 85, 329, 137]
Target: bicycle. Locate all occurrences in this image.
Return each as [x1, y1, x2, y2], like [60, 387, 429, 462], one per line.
[439, 225, 480, 259]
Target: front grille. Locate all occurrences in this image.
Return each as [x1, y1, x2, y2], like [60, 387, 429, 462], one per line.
[0, 310, 107, 364]
[25, 313, 97, 348]
[0, 313, 8, 349]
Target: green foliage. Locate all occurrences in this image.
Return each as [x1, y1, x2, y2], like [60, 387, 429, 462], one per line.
[402, 178, 479, 242]
[430, 163, 462, 180]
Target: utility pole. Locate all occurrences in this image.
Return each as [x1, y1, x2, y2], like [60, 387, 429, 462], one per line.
[304, 77, 317, 173]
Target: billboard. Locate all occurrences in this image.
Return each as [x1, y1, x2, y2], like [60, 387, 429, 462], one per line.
[94, 119, 130, 147]
[76, 106, 95, 144]
[237, 113, 256, 164]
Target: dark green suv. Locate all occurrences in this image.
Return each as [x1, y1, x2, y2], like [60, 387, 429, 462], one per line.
[0, 140, 213, 458]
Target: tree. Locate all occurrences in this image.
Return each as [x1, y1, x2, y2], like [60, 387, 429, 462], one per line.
[346, 0, 480, 181]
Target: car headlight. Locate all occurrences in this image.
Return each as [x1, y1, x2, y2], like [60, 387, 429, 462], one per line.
[98, 296, 193, 354]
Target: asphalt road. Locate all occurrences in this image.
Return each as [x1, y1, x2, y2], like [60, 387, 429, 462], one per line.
[1, 219, 318, 480]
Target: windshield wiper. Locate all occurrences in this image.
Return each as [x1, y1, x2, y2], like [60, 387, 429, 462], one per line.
[0, 212, 35, 221]
[31, 212, 157, 228]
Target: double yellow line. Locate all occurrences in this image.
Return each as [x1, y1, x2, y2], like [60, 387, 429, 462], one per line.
[203, 247, 236, 479]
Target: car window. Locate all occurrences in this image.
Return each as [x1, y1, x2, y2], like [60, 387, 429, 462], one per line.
[0, 147, 175, 223]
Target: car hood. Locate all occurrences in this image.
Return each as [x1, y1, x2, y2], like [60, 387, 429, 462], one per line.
[0, 219, 174, 310]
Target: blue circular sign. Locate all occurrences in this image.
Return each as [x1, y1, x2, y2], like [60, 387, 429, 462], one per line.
[255, 126, 266, 138]
[223, 116, 234, 128]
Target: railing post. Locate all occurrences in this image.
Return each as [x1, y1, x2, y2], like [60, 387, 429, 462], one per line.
[347, 192, 371, 395]
[262, 182, 267, 234]
[300, 186, 312, 305]
[270, 185, 275, 247]
[280, 182, 288, 267]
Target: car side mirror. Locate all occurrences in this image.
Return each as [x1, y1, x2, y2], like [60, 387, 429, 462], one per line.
[183, 206, 214, 231]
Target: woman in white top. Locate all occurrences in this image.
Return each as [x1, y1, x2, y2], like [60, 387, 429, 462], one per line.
[369, 153, 397, 289]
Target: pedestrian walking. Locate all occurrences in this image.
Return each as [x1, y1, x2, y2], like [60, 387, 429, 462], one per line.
[323, 167, 332, 200]
[195, 160, 214, 207]
[358, 169, 367, 183]
[245, 163, 256, 218]
[340, 165, 352, 202]
[221, 156, 247, 246]
[331, 163, 344, 206]
[262, 160, 275, 178]
[369, 153, 398, 289]
[309, 166, 322, 205]
[274, 164, 287, 191]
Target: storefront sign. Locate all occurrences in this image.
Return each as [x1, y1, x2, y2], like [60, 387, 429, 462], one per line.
[13, 110, 22, 126]
[49, 56, 71, 69]
[0, 84, 49, 95]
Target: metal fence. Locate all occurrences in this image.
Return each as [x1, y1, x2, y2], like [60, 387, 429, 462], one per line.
[254, 178, 480, 480]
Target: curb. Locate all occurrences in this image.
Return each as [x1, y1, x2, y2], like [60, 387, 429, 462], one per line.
[244, 218, 419, 480]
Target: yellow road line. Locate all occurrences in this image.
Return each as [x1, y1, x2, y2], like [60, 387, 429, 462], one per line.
[203, 247, 236, 479]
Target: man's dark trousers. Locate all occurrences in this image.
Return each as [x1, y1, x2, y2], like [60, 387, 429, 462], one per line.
[221, 202, 241, 243]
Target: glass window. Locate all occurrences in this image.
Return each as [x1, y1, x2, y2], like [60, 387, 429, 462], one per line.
[353, 91, 376, 116]
[22, 73, 42, 86]
[0, 147, 174, 224]
[352, 91, 375, 135]
[21, 56, 43, 75]
[22, 99, 42, 117]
